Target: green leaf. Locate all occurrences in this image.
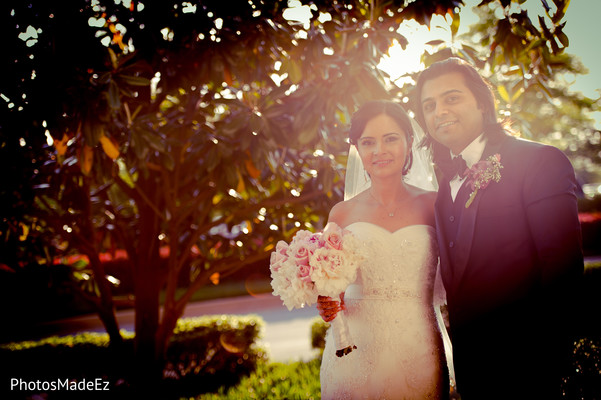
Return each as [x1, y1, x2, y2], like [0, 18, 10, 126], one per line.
[551, 0, 569, 23]
[297, 118, 320, 145]
[117, 159, 135, 188]
[249, 113, 264, 136]
[450, 12, 460, 37]
[425, 39, 445, 46]
[108, 47, 118, 70]
[511, 86, 525, 103]
[497, 85, 510, 103]
[82, 119, 104, 146]
[525, 38, 545, 52]
[556, 30, 569, 47]
[107, 81, 121, 110]
[118, 74, 151, 87]
[97, 72, 111, 85]
[140, 128, 166, 152]
[206, 147, 220, 172]
[160, 152, 175, 171]
[222, 113, 249, 136]
[287, 59, 303, 84]
[538, 16, 552, 39]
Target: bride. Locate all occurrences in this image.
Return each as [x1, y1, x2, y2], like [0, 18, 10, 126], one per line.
[318, 100, 451, 399]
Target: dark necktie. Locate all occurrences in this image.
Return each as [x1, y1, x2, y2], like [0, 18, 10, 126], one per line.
[450, 155, 468, 178]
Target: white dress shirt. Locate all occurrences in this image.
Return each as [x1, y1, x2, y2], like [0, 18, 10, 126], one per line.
[450, 134, 487, 202]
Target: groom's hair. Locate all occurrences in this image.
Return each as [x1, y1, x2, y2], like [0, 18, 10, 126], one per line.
[349, 100, 414, 174]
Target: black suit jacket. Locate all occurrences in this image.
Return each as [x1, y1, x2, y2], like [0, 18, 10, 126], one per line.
[435, 134, 583, 399]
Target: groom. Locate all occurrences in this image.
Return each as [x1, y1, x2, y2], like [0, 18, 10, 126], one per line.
[414, 58, 583, 399]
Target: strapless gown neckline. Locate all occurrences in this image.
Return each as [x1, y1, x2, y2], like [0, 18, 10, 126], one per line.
[345, 222, 435, 235]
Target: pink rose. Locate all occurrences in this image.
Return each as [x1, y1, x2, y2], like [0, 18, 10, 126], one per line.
[270, 253, 283, 272]
[322, 222, 344, 249]
[466, 154, 502, 191]
[322, 230, 343, 250]
[270, 241, 289, 272]
[297, 263, 313, 283]
[290, 230, 322, 254]
[293, 244, 310, 266]
[276, 240, 289, 256]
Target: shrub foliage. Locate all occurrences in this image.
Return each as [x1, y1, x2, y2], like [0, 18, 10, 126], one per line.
[0, 315, 267, 398]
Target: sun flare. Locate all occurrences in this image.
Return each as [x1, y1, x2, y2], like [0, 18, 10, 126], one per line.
[378, 15, 455, 86]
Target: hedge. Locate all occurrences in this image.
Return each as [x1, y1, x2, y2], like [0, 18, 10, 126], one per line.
[0, 315, 267, 399]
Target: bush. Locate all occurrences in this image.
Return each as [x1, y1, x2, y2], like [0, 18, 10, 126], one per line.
[561, 337, 601, 399]
[310, 317, 329, 353]
[0, 331, 136, 382]
[0, 315, 267, 399]
[197, 358, 322, 400]
[192, 317, 325, 399]
[162, 315, 268, 396]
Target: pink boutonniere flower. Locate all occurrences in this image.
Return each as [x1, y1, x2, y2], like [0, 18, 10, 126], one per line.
[465, 154, 503, 208]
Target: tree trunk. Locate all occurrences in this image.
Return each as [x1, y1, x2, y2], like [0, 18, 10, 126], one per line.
[77, 180, 123, 346]
[94, 286, 123, 346]
[132, 181, 164, 394]
[86, 254, 124, 346]
[133, 261, 162, 393]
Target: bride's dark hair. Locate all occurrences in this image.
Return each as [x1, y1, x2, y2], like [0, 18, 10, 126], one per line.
[349, 100, 414, 175]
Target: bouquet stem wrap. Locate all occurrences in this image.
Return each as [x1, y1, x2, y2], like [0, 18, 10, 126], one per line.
[331, 312, 356, 357]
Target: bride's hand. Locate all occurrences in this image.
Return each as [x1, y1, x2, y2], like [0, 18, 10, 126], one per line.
[317, 294, 345, 322]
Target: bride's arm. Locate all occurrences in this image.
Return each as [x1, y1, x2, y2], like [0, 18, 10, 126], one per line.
[326, 200, 349, 228]
[316, 201, 352, 322]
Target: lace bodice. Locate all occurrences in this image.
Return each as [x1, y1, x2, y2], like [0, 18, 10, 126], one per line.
[345, 223, 440, 303]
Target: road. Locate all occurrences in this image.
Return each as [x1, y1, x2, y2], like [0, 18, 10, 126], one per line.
[31, 293, 321, 363]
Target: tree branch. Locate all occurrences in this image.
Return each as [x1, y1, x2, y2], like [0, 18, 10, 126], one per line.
[113, 171, 166, 221]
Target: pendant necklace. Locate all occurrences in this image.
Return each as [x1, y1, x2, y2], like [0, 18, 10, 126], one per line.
[369, 190, 399, 217]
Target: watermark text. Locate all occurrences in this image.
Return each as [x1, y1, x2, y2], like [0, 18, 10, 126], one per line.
[10, 378, 110, 392]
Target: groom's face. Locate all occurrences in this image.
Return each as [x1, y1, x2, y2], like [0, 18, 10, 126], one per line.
[420, 72, 485, 155]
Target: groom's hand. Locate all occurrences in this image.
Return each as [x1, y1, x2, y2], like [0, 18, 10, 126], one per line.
[317, 294, 345, 322]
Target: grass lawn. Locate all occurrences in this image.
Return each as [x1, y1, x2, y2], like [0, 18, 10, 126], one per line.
[196, 358, 322, 400]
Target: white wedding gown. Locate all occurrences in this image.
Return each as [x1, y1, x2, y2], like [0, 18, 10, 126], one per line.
[320, 223, 447, 399]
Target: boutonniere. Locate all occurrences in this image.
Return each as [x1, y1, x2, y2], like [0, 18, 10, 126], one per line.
[465, 154, 503, 208]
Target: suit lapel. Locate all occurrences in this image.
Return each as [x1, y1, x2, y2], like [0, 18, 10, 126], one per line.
[450, 181, 482, 283]
[449, 137, 507, 285]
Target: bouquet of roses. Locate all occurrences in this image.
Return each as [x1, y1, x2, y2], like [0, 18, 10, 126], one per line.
[269, 222, 362, 357]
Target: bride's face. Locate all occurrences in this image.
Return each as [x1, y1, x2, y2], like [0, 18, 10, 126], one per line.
[357, 113, 409, 179]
